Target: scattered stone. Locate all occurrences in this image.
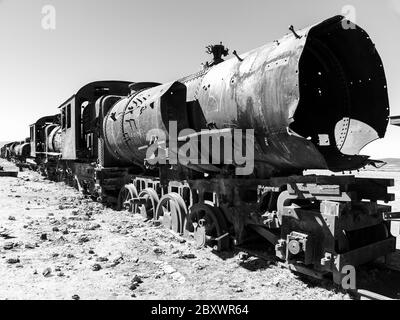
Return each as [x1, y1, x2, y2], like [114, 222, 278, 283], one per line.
[52, 227, 60, 232]
[169, 233, 187, 243]
[162, 264, 176, 274]
[91, 264, 102, 271]
[0, 228, 13, 239]
[33, 269, 38, 275]
[78, 234, 89, 244]
[42, 267, 52, 277]
[6, 258, 20, 264]
[153, 247, 164, 255]
[129, 275, 143, 290]
[72, 295, 80, 300]
[62, 229, 69, 235]
[272, 278, 281, 287]
[52, 253, 59, 258]
[66, 253, 75, 259]
[25, 243, 36, 249]
[3, 242, 14, 250]
[40, 233, 48, 241]
[86, 223, 100, 231]
[179, 253, 196, 260]
[113, 255, 124, 264]
[54, 236, 67, 245]
[171, 272, 186, 284]
[132, 256, 139, 263]
[193, 262, 207, 270]
[238, 252, 249, 261]
[96, 256, 108, 262]
[12, 241, 23, 248]
[88, 249, 95, 254]
[8, 216, 16, 221]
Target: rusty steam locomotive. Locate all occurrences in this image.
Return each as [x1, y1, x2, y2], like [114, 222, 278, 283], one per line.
[2, 16, 397, 283]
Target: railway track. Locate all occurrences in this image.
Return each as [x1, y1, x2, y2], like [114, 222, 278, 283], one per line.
[353, 289, 394, 300]
[235, 244, 400, 300]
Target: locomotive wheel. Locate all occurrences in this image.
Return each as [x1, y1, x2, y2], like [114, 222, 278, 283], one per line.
[188, 202, 230, 251]
[155, 193, 187, 234]
[136, 188, 159, 219]
[117, 184, 138, 211]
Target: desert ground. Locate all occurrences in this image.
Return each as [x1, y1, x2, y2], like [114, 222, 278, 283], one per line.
[0, 158, 399, 300]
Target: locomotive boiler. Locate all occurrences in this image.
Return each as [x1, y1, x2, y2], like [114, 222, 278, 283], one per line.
[2, 139, 31, 164]
[14, 138, 31, 162]
[5, 15, 398, 284]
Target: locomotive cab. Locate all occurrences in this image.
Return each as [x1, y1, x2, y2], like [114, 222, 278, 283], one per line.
[58, 81, 132, 161]
[29, 115, 60, 158]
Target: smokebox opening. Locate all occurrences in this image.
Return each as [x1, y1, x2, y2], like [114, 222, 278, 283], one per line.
[290, 16, 389, 171]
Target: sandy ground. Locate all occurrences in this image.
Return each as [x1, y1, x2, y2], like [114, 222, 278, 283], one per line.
[1, 159, 399, 300]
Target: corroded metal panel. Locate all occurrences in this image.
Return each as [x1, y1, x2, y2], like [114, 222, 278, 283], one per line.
[103, 81, 187, 165]
[60, 97, 76, 160]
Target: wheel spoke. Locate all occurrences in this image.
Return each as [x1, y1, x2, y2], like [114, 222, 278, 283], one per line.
[117, 184, 138, 212]
[189, 203, 229, 251]
[155, 193, 188, 235]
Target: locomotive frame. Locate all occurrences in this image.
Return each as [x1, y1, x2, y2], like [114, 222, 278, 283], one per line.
[114, 171, 396, 284]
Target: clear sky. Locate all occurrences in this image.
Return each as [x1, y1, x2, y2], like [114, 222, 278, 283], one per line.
[1, 0, 400, 158]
